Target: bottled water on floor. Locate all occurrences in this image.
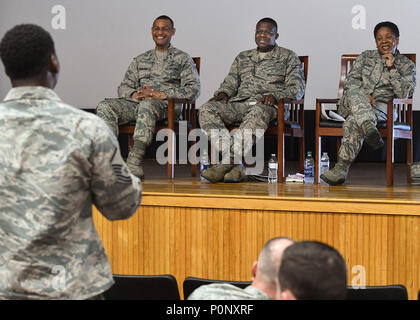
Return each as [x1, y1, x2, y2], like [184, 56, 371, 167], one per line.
[320, 152, 330, 176]
[200, 149, 210, 181]
[304, 151, 314, 184]
[268, 154, 278, 183]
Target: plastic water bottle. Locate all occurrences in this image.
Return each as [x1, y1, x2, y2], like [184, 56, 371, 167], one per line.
[200, 149, 210, 181]
[304, 151, 314, 184]
[320, 152, 330, 177]
[268, 154, 278, 183]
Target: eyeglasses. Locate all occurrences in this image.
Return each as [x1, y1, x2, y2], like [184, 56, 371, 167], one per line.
[152, 26, 172, 32]
[255, 29, 275, 36]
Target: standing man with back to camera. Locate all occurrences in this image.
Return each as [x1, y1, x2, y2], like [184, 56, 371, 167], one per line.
[96, 15, 200, 180]
[0, 24, 141, 299]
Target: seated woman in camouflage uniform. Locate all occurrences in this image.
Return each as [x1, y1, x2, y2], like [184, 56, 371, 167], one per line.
[321, 21, 416, 186]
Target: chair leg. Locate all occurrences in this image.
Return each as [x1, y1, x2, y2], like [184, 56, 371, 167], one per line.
[190, 141, 197, 177]
[315, 135, 321, 184]
[407, 138, 413, 183]
[299, 136, 305, 175]
[167, 131, 175, 179]
[386, 137, 394, 186]
[336, 138, 341, 163]
[278, 134, 284, 182]
[128, 135, 133, 153]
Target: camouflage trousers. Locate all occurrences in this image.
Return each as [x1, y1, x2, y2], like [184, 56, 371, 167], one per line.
[96, 98, 179, 146]
[198, 100, 277, 158]
[337, 91, 396, 162]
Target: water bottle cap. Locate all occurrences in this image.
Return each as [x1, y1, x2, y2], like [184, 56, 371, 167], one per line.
[271, 154, 275, 156]
[307, 151, 312, 156]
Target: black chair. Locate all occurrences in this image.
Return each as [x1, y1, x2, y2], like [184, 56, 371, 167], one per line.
[346, 285, 408, 300]
[102, 274, 180, 300]
[183, 276, 251, 299]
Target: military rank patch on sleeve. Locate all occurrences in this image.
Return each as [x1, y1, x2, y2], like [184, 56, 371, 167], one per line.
[110, 148, 133, 184]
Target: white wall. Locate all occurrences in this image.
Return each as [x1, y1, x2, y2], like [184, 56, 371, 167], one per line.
[0, 0, 418, 109]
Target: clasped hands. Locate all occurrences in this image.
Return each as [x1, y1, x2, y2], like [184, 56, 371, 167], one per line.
[209, 92, 278, 107]
[131, 85, 167, 101]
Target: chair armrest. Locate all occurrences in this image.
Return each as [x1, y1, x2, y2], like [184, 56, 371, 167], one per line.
[170, 98, 196, 104]
[282, 98, 304, 105]
[168, 98, 197, 127]
[387, 97, 413, 127]
[391, 98, 413, 105]
[315, 98, 340, 126]
[316, 98, 340, 104]
[278, 98, 305, 125]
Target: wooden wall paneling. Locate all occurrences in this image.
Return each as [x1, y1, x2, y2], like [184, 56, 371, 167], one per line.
[92, 204, 420, 300]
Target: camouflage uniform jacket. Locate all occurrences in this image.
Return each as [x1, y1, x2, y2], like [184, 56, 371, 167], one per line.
[0, 87, 142, 299]
[338, 49, 416, 117]
[117, 46, 200, 101]
[187, 283, 271, 300]
[214, 45, 305, 106]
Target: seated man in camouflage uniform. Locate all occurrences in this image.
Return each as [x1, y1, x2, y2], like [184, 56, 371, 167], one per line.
[199, 17, 305, 183]
[97, 15, 200, 179]
[187, 237, 294, 300]
[321, 21, 416, 186]
[0, 24, 141, 299]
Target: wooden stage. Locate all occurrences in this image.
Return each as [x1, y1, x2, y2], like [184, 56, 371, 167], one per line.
[92, 161, 420, 299]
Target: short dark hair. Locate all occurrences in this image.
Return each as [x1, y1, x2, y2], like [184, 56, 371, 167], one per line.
[278, 241, 348, 300]
[0, 24, 55, 80]
[374, 21, 400, 39]
[257, 17, 278, 33]
[154, 15, 174, 29]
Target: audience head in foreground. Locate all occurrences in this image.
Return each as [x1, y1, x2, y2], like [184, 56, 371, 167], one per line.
[188, 237, 294, 300]
[277, 241, 348, 300]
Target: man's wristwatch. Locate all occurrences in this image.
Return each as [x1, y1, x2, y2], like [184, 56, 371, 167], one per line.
[387, 65, 396, 71]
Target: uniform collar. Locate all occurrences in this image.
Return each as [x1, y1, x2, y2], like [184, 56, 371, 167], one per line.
[153, 44, 174, 58]
[3, 86, 61, 102]
[251, 44, 278, 62]
[375, 49, 401, 61]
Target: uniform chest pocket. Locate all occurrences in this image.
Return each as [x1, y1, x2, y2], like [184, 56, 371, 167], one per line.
[239, 65, 254, 78]
[361, 64, 374, 77]
[137, 64, 151, 80]
[264, 69, 286, 83]
[161, 61, 181, 76]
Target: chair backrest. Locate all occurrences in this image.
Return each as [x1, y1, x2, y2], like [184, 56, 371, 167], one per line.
[346, 285, 408, 300]
[183, 276, 251, 299]
[193, 57, 200, 75]
[180, 57, 200, 123]
[287, 56, 308, 124]
[337, 53, 416, 99]
[299, 55, 309, 88]
[102, 274, 180, 300]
